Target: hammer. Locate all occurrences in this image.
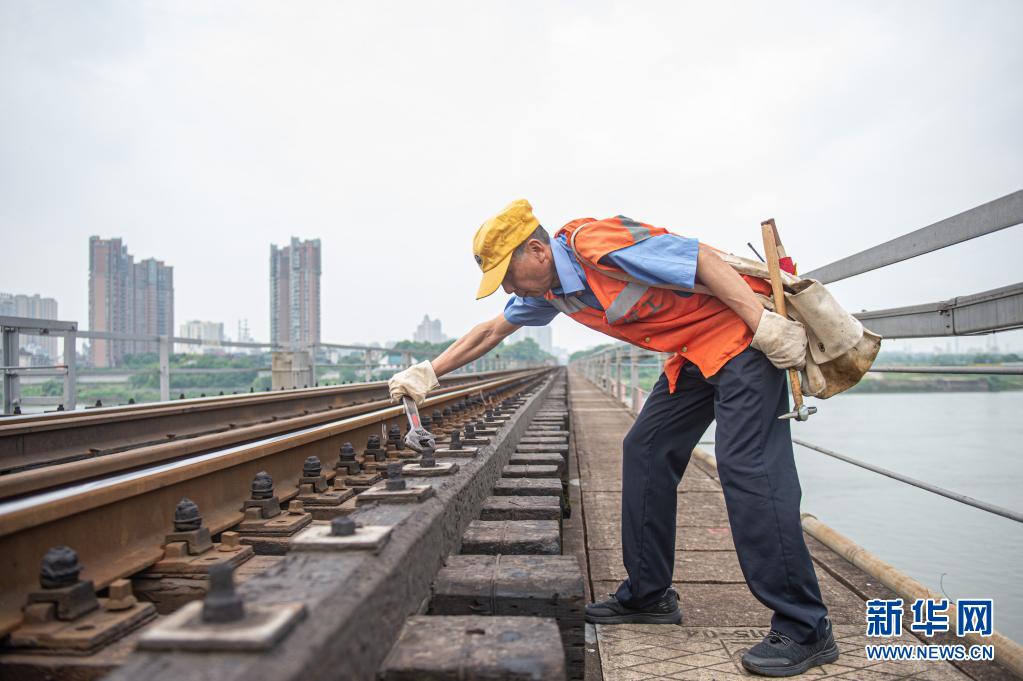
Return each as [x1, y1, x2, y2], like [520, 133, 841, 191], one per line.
[761, 219, 817, 422]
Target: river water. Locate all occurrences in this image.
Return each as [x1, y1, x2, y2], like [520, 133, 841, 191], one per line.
[703, 391, 1023, 644]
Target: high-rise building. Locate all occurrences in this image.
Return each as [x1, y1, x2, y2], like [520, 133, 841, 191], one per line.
[88, 237, 174, 367]
[508, 325, 553, 354]
[0, 292, 60, 359]
[413, 315, 446, 344]
[132, 257, 174, 355]
[178, 320, 225, 354]
[89, 237, 133, 367]
[270, 237, 321, 350]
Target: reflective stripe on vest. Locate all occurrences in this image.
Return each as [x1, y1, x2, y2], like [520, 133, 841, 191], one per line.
[547, 294, 592, 315]
[617, 216, 653, 243]
[604, 281, 649, 324]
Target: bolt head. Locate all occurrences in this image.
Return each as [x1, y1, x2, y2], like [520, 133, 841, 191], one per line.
[40, 546, 82, 589]
[251, 471, 274, 499]
[174, 498, 203, 532]
[330, 516, 356, 536]
[303, 456, 322, 478]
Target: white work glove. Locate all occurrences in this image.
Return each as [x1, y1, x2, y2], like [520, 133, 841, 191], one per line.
[388, 360, 439, 406]
[750, 310, 807, 370]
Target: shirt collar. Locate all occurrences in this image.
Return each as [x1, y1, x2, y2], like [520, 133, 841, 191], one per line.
[549, 234, 586, 296]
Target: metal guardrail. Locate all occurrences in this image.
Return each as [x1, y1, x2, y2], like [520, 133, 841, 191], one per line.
[869, 365, 1023, 375]
[1, 318, 544, 415]
[790, 438, 1022, 523]
[803, 189, 1023, 283]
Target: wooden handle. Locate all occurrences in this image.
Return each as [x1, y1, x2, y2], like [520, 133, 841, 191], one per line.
[760, 220, 787, 317]
[761, 220, 803, 410]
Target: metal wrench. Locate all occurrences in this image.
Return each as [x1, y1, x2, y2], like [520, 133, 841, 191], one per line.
[401, 396, 437, 451]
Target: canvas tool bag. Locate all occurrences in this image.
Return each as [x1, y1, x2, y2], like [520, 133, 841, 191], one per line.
[567, 233, 882, 398]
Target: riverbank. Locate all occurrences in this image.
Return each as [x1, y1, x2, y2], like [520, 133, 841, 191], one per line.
[849, 374, 1023, 393]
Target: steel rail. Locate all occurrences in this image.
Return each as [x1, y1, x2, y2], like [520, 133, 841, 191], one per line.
[0, 368, 550, 637]
[0, 373, 531, 500]
[0, 370, 517, 474]
[0, 369, 511, 427]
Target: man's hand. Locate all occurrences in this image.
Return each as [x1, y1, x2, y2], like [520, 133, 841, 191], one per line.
[388, 360, 439, 405]
[750, 310, 807, 370]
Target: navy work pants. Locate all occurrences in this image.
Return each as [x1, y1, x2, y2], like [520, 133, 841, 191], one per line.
[613, 346, 829, 644]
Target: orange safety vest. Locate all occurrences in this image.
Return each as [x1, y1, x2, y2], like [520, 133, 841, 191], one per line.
[547, 216, 773, 393]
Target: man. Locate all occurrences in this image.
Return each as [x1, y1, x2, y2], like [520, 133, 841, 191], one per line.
[389, 199, 839, 677]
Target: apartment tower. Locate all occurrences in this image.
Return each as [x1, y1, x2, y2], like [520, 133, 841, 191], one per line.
[88, 237, 174, 367]
[270, 237, 321, 350]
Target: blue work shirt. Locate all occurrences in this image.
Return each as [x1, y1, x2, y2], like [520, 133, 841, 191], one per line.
[503, 232, 700, 326]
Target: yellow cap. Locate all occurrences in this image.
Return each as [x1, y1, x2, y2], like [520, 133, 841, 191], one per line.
[472, 199, 540, 299]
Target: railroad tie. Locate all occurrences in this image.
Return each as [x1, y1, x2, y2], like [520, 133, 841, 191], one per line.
[377, 615, 566, 680]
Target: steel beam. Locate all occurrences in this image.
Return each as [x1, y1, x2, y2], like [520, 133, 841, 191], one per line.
[855, 282, 1023, 338]
[0, 370, 528, 475]
[868, 365, 1023, 375]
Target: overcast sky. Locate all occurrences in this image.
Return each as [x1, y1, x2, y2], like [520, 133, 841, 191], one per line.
[2, 1, 1021, 354]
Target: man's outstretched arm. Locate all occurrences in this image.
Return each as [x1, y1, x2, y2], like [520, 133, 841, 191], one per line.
[431, 314, 520, 376]
[388, 314, 520, 404]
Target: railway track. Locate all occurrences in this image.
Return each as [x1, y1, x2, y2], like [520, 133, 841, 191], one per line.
[0, 367, 588, 681]
[0, 370, 518, 476]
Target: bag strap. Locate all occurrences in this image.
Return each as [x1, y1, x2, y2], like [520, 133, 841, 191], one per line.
[566, 221, 801, 300]
[568, 223, 715, 296]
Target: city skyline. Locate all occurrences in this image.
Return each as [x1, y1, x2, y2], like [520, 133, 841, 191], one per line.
[0, 292, 59, 360]
[177, 319, 225, 354]
[413, 315, 447, 344]
[508, 325, 554, 355]
[5, 227, 1022, 362]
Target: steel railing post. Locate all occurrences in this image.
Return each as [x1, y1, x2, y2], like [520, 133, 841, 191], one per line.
[2, 326, 18, 414]
[630, 346, 639, 413]
[310, 343, 318, 388]
[159, 335, 170, 402]
[604, 351, 611, 395]
[615, 348, 622, 402]
[64, 329, 77, 411]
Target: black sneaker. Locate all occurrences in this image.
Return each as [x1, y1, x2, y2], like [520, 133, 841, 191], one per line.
[584, 587, 682, 625]
[740, 618, 839, 677]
